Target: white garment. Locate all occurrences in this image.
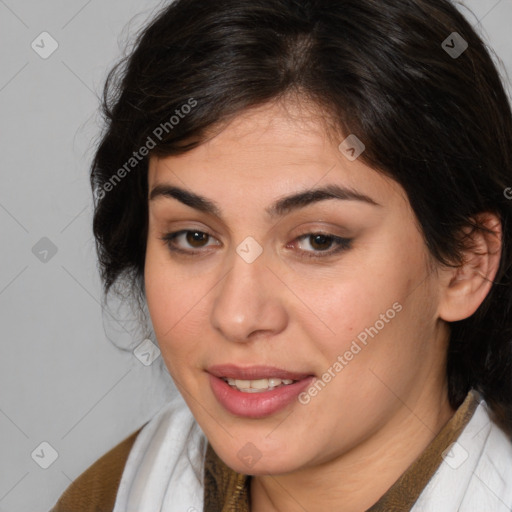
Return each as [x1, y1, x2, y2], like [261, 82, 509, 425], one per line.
[412, 393, 512, 512]
[113, 391, 512, 512]
[113, 392, 207, 512]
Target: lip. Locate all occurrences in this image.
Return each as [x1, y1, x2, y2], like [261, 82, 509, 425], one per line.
[207, 364, 313, 381]
[207, 365, 315, 419]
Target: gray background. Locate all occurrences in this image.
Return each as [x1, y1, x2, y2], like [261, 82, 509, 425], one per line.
[0, 1, 511, 511]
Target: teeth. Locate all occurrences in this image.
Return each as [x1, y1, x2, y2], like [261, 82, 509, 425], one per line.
[223, 377, 296, 392]
[235, 379, 252, 389]
[252, 379, 272, 389]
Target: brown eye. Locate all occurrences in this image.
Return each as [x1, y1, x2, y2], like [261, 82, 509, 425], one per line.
[160, 230, 221, 255]
[185, 231, 210, 248]
[291, 232, 353, 259]
[308, 234, 335, 251]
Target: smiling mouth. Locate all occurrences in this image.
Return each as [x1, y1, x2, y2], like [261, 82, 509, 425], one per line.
[208, 369, 316, 418]
[221, 377, 298, 392]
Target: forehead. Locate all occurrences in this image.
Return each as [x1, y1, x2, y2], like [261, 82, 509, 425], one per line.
[148, 100, 406, 210]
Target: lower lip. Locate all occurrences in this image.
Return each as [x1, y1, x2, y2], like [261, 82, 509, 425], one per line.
[208, 374, 315, 419]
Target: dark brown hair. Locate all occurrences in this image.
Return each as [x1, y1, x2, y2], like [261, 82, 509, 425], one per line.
[91, 0, 512, 435]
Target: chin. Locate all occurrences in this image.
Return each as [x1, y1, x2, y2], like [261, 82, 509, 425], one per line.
[218, 447, 302, 476]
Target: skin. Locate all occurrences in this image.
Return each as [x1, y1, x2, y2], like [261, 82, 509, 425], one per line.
[144, 99, 502, 512]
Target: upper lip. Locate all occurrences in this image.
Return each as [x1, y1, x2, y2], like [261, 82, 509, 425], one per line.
[207, 364, 313, 381]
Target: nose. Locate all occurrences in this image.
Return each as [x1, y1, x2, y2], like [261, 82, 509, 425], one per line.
[210, 247, 288, 343]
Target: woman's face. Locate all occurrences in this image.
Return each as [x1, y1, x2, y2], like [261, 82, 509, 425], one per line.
[144, 100, 451, 475]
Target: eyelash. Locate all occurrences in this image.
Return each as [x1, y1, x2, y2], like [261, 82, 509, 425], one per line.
[159, 230, 352, 259]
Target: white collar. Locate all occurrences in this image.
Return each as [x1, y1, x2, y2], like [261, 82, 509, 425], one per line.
[113, 392, 207, 512]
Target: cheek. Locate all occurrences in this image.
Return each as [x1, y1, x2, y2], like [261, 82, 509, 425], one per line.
[290, 261, 407, 347]
[299, 240, 428, 367]
[144, 246, 208, 369]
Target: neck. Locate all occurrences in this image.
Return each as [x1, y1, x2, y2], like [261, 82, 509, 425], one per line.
[250, 382, 455, 512]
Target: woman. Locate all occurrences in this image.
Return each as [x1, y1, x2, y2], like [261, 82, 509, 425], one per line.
[51, 0, 512, 510]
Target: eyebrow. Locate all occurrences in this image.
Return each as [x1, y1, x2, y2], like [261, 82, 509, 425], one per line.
[149, 183, 381, 219]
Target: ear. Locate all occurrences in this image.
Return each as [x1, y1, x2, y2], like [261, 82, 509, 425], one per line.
[438, 212, 502, 322]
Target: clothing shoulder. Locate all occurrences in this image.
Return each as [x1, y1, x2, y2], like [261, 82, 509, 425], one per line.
[49, 425, 146, 512]
[413, 399, 512, 511]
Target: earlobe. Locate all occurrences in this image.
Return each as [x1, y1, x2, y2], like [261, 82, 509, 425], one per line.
[438, 213, 502, 323]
